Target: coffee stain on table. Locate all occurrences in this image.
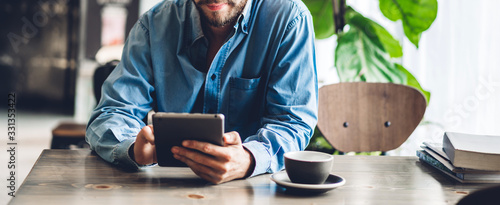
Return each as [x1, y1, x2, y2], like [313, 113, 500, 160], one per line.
[83, 184, 122, 190]
[187, 194, 205, 199]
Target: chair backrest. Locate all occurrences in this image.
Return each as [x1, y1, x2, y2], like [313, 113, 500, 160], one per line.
[317, 82, 426, 152]
[93, 60, 119, 104]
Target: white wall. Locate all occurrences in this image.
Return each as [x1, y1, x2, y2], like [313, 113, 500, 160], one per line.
[140, 0, 163, 14]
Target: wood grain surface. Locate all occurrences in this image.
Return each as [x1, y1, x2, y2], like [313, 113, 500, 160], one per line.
[318, 82, 427, 152]
[8, 150, 494, 205]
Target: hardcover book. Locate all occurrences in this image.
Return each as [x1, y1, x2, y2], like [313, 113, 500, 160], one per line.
[443, 132, 500, 171]
[417, 149, 500, 183]
[422, 142, 449, 160]
[421, 144, 500, 174]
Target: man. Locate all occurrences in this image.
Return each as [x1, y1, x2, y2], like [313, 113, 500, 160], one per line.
[86, 0, 317, 184]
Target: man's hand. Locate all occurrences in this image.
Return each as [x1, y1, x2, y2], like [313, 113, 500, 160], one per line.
[133, 125, 157, 165]
[171, 131, 255, 184]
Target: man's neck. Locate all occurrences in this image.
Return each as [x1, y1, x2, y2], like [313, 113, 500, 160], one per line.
[203, 22, 235, 44]
[202, 20, 236, 72]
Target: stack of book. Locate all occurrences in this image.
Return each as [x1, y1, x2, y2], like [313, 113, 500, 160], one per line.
[417, 132, 500, 183]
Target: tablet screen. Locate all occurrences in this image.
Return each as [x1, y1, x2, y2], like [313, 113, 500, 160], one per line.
[153, 113, 224, 167]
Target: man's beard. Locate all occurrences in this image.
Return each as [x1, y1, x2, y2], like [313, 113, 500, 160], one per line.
[194, 0, 247, 28]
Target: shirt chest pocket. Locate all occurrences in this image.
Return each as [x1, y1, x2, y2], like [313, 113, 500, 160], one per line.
[228, 76, 262, 127]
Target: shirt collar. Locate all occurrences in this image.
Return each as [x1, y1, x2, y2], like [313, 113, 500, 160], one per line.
[187, 1, 204, 48]
[186, 0, 253, 48]
[236, 0, 253, 34]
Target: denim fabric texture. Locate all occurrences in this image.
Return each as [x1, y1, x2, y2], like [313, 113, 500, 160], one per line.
[86, 0, 318, 177]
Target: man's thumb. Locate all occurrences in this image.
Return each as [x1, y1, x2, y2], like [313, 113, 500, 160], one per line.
[224, 131, 241, 145]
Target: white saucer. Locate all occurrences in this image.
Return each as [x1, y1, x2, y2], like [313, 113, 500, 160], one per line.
[270, 171, 345, 193]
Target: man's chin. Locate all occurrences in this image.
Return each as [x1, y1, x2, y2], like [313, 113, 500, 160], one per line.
[207, 19, 233, 28]
[196, 0, 246, 28]
[203, 13, 233, 27]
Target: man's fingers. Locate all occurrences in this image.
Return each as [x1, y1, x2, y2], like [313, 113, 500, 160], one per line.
[140, 125, 155, 145]
[173, 131, 250, 184]
[182, 141, 230, 160]
[134, 125, 157, 165]
[174, 154, 213, 174]
[149, 124, 154, 134]
[223, 131, 241, 145]
[172, 146, 227, 172]
[173, 153, 222, 184]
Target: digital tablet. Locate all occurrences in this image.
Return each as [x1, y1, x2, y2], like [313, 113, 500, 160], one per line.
[152, 112, 224, 167]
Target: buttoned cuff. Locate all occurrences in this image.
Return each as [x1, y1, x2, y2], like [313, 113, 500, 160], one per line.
[242, 141, 271, 177]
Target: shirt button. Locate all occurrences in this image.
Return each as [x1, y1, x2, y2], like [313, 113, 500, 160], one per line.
[211, 74, 216, 80]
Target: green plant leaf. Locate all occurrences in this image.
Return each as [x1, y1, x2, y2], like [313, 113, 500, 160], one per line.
[371, 21, 403, 58]
[336, 8, 405, 83]
[341, 8, 403, 58]
[379, 0, 438, 48]
[395, 64, 431, 104]
[302, 0, 335, 39]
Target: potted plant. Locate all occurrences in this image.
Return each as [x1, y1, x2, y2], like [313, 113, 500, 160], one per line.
[303, 0, 438, 153]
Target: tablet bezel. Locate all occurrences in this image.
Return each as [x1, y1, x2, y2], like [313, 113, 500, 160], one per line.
[152, 112, 224, 167]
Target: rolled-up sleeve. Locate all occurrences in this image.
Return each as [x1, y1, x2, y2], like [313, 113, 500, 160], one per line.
[86, 18, 154, 170]
[243, 10, 318, 177]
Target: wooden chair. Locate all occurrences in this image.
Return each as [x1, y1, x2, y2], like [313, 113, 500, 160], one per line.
[51, 122, 88, 149]
[51, 61, 118, 149]
[51, 61, 156, 149]
[317, 82, 426, 153]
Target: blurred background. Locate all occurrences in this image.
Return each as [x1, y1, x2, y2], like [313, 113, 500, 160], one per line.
[0, 0, 161, 203]
[1, 0, 500, 204]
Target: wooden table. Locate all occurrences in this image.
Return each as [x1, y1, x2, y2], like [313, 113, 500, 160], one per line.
[9, 150, 495, 205]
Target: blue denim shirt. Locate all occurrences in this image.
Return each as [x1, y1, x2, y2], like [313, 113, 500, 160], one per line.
[86, 0, 318, 177]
